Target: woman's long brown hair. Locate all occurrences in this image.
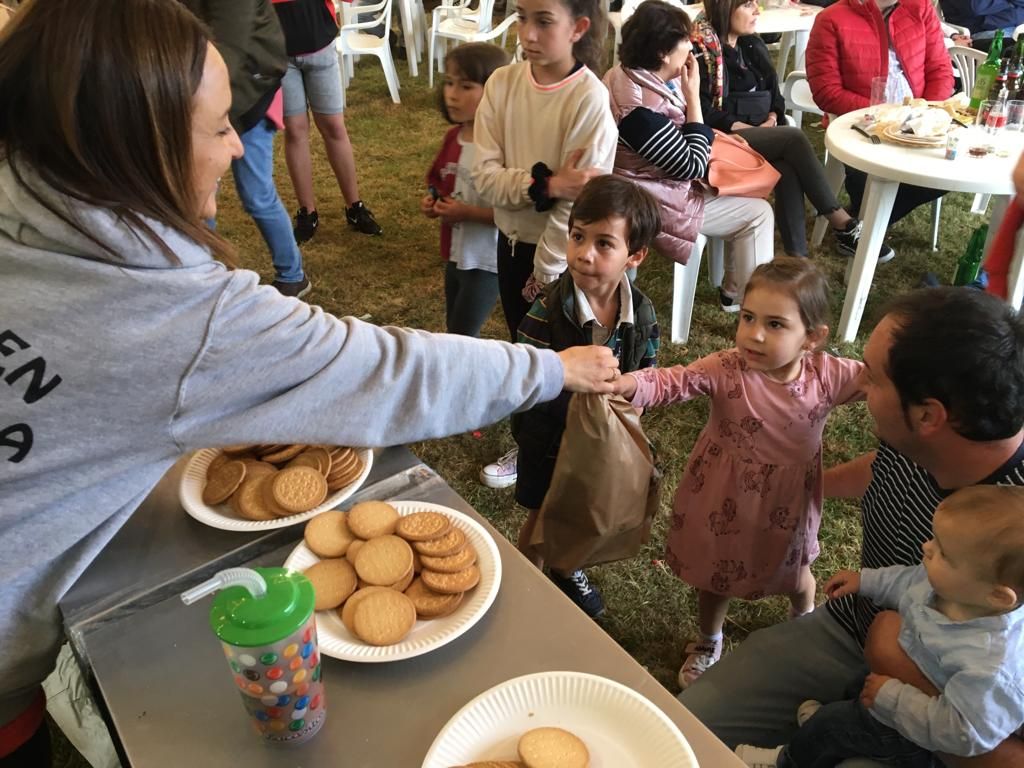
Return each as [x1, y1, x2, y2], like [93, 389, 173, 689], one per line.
[0, 0, 235, 265]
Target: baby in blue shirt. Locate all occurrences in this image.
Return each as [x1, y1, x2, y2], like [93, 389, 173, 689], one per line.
[737, 484, 1024, 767]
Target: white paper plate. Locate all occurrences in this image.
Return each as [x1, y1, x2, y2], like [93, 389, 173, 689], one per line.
[422, 671, 698, 768]
[283, 501, 501, 662]
[179, 447, 373, 532]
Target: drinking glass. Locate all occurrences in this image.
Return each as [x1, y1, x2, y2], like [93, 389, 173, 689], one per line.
[1007, 100, 1024, 132]
[867, 76, 886, 121]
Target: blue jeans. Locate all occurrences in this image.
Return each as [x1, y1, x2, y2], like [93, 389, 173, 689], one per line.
[233, 119, 304, 283]
[782, 699, 934, 768]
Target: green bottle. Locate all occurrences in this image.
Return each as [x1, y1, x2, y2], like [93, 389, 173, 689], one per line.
[971, 30, 1005, 111]
[953, 224, 989, 286]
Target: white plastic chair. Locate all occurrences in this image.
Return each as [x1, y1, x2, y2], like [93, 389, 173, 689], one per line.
[670, 234, 725, 344]
[336, 0, 401, 104]
[781, 69, 822, 130]
[1015, 23, 1024, 40]
[948, 44, 986, 99]
[428, 0, 518, 86]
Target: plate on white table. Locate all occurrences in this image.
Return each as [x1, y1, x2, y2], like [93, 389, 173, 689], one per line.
[283, 501, 501, 662]
[422, 671, 698, 768]
[179, 447, 373, 532]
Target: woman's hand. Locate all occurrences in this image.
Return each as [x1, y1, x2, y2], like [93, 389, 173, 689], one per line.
[420, 194, 439, 219]
[557, 346, 621, 393]
[433, 196, 470, 224]
[681, 52, 701, 102]
[824, 569, 861, 599]
[548, 149, 604, 202]
[731, 120, 757, 131]
[759, 112, 778, 128]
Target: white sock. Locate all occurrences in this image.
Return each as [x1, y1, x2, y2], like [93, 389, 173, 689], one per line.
[699, 631, 723, 645]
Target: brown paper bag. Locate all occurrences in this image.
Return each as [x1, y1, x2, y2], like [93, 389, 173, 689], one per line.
[529, 392, 660, 572]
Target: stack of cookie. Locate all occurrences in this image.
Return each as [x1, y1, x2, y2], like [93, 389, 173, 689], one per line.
[201, 444, 364, 520]
[451, 727, 590, 768]
[301, 501, 480, 647]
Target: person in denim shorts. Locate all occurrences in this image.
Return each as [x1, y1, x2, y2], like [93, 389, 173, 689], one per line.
[273, 0, 382, 241]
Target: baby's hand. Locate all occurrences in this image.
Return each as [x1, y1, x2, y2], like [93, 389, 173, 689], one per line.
[860, 673, 892, 709]
[420, 194, 439, 218]
[433, 196, 469, 224]
[824, 569, 860, 599]
[610, 372, 638, 400]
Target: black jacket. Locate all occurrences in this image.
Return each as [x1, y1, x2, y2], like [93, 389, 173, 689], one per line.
[698, 34, 787, 132]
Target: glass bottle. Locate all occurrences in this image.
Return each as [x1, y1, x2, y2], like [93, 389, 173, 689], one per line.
[953, 224, 989, 286]
[971, 30, 1005, 111]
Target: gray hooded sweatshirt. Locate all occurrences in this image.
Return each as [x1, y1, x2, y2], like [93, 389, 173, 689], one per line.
[0, 163, 563, 725]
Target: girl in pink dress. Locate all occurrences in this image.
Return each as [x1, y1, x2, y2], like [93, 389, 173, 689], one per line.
[613, 257, 863, 689]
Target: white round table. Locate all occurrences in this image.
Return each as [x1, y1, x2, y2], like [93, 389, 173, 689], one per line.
[755, 3, 822, 80]
[823, 107, 1023, 341]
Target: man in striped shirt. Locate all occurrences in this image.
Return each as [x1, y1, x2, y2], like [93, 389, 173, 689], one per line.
[681, 287, 1024, 767]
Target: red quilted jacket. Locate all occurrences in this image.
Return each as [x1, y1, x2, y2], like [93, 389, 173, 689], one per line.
[806, 0, 953, 117]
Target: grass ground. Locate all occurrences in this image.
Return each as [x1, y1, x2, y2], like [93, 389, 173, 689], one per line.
[51, 43, 991, 767]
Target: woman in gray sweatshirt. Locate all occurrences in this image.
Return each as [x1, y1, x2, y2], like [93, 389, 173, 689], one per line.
[0, 0, 620, 758]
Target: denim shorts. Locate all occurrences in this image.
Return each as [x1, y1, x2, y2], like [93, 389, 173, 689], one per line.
[282, 43, 345, 117]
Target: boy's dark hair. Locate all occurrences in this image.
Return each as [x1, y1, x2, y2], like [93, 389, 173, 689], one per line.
[745, 257, 830, 333]
[883, 287, 1024, 441]
[438, 43, 509, 124]
[619, 0, 693, 72]
[568, 175, 661, 254]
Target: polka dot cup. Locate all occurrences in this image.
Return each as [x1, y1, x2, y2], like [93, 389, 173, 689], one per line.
[210, 567, 326, 745]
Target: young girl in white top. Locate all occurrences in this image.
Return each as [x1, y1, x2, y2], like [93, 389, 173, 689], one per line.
[421, 43, 509, 337]
[473, 0, 619, 489]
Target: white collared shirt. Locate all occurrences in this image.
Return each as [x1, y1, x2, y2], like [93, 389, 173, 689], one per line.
[573, 274, 634, 347]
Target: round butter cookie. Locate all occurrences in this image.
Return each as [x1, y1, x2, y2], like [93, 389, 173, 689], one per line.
[454, 763, 525, 768]
[395, 511, 452, 542]
[304, 510, 356, 558]
[339, 586, 391, 635]
[261, 443, 307, 464]
[304, 558, 357, 611]
[345, 538, 366, 565]
[202, 460, 246, 505]
[347, 501, 400, 538]
[271, 466, 327, 514]
[420, 565, 480, 595]
[351, 589, 417, 646]
[517, 727, 589, 768]
[354, 535, 414, 586]
[404, 577, 464, 619]
[419, 545, 477, 574]
[413, 527, 466, 557]
[232, 474, 279, 521]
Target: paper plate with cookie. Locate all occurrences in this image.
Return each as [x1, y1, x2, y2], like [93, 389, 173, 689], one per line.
[283, 500, 501, 662]
[179, 444, 374, 531]
[422, 671, 698, 768]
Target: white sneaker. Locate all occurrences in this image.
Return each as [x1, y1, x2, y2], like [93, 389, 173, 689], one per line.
[479, 447, 518, 489]
[735, 745, 783, 768]
[677, 636, 723, 689]
[797, 699, 822, 727]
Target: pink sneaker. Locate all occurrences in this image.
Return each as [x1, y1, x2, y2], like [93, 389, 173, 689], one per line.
[677, 636, 723, 689]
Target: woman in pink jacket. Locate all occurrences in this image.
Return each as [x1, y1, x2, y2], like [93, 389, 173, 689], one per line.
[807, 0, 954, 234]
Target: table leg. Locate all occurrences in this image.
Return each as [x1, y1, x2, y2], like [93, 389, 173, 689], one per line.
[399, 0, 419, 77]
[837, 175, 898, 342]
[811, 151, 846, 247]
[793, 30, 809, 70]
[775, 31, 794, 81]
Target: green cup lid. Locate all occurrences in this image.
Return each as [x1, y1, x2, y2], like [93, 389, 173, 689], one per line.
[209, 567, 314, 647]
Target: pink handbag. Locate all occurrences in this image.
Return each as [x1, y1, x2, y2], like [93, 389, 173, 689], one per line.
[707, 130, 781, 198]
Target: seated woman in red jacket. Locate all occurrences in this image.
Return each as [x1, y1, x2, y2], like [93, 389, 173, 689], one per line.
[807, 0, 954, 239]
[697, 0, 893, 261]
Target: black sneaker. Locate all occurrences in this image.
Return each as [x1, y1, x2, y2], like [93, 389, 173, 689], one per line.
[834, 219, 895, 263]
[719, 289, 740, 313]
[271, 277, 311, 299]
[346, 201, 383, 236]
[293, 207, 319, 244]
[549, 569, 606, 618]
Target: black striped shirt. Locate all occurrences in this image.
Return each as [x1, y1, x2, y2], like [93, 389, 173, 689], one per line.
[617, 108, 713, 182]
[827, 440, 1024, 646]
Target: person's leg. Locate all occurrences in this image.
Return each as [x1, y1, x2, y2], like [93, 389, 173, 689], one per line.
[789, 564, 816, 616]
[495, 235, 537, 340]
[782, 699, 933, 768]
[232, 120, 305, 284]
[444, 260, 460, 333]
[844, 166, 866, 217]
[281, 57, 318, 212]
[312, 110, 361, 206]
[736, 127, 810, 257]
[445, 266, 499, 337]
[679, 609, 868, 748]
[887, 184, 945, 228]
[699, 195, 774, 298]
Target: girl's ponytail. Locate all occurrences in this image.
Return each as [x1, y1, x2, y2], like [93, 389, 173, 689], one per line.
[566, 0, 607, 74]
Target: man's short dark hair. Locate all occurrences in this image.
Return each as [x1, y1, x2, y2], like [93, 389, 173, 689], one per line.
[568, 175, 662, 254]
[618, 0, 693, 72]
[884, 288, 1024, 441]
